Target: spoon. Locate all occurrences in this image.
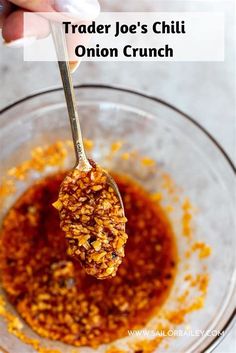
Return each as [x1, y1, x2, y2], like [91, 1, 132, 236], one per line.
[51, 22, 127, 279]
[50, 22, 124, 207]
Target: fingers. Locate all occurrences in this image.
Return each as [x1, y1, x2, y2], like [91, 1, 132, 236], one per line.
[2, 9, 91, 73]
[2, 0, 100, 73]
[0, 0, 14, 27]
[2, 10, 50, 44]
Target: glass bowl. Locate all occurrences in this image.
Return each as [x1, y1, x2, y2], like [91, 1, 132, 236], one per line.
[0, 85, 235, 353]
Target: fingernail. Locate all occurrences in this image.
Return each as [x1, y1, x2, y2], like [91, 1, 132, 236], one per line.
[54, 0, 100, 20]
[4, 36, 37, 48]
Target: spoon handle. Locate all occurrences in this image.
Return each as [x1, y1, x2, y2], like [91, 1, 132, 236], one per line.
[50, 22, 91, 171]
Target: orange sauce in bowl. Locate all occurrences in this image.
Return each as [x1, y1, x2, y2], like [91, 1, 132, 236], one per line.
[0, 172, 177, 347]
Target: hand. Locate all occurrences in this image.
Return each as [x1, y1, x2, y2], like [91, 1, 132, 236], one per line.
[0, 0, 100, 44]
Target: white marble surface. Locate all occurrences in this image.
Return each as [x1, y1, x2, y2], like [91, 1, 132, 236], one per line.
[0, 0, 235, 352]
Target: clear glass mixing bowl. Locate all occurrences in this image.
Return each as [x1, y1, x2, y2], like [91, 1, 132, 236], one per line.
[0, 85, 235, 353]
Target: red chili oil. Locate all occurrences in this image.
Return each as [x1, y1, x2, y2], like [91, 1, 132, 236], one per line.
[0, 172, 177, 347]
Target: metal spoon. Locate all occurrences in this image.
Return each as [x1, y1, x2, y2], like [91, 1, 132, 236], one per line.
[50, 22, 124, 210]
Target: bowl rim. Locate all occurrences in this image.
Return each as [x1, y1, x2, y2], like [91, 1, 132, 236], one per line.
[1, 83, 235, 175]
[0, 83, 235, 353]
